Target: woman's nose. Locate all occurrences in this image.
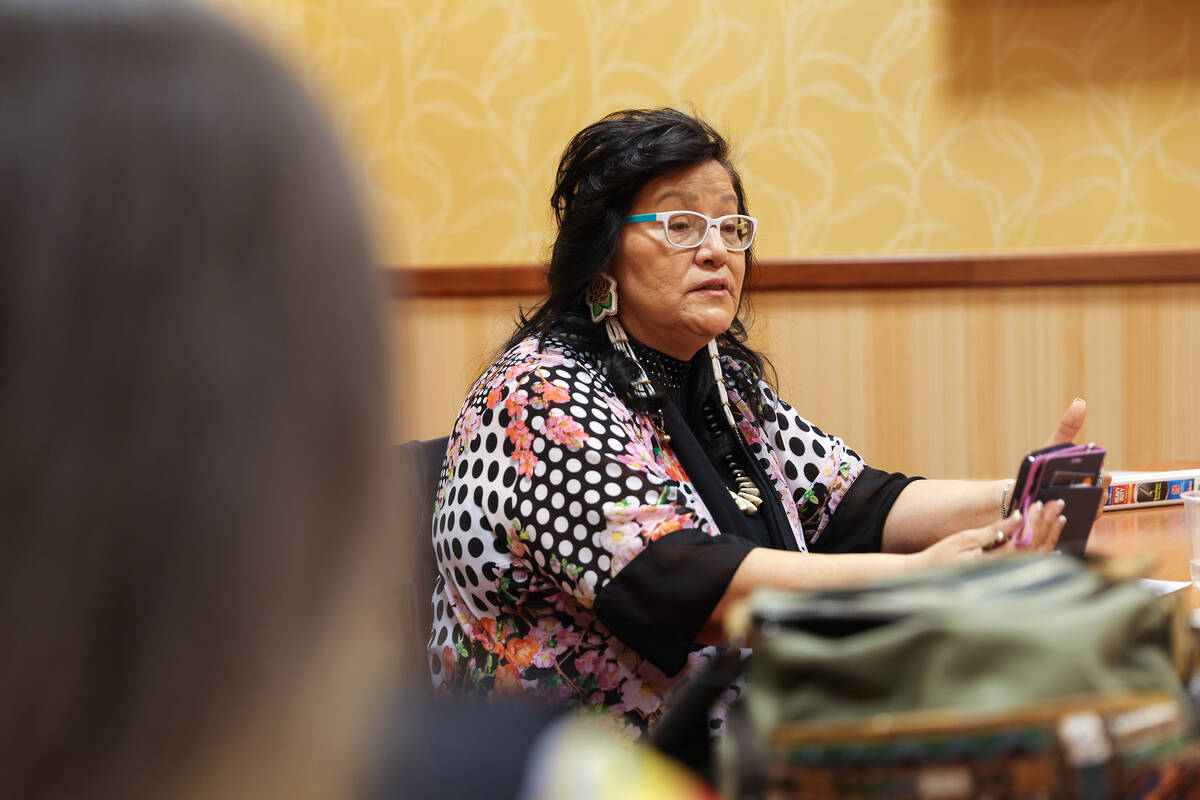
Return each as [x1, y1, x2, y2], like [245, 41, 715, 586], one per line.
[694, 225, 728, 263]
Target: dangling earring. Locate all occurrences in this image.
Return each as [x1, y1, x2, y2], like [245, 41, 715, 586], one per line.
[603, 316, 668, 444]
[587, 273, 618, 323]
[708, 339, 762, 515]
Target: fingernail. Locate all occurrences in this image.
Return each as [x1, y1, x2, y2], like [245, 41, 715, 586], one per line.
[1032, 501, 1044, 513]
[1055, 499, 1066, 510]
[1073, 397, 1086, 406]
[1058, 515, 1067, 524]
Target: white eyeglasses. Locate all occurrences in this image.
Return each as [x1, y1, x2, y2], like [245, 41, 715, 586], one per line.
[623, 211, 758, 251]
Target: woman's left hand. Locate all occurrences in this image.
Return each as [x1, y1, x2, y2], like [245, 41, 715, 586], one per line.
[1041, 398, 1110, 521]
[916, 498, 1068, 566]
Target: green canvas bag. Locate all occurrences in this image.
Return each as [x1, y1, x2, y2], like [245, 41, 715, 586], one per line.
[716, 555, 1200, 799]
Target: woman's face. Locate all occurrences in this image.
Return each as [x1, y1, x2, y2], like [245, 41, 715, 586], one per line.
[610, 160, 746, 361]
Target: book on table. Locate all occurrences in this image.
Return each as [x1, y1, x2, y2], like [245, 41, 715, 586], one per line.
[1104, 469, 1200, 510]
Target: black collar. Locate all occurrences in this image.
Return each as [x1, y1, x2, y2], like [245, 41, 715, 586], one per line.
[628, 338, 692, 393]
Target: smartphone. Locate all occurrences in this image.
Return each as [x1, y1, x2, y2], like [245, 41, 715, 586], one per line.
[1011, 443, 1106, 553]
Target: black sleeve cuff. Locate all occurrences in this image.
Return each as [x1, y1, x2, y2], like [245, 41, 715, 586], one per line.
[810, 466, 921, 554]
[593, 529, 756, 676]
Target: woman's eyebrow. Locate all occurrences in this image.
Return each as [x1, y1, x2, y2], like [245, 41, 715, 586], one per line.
[652, 189, 739, 206]
[653, 189, 699, 205]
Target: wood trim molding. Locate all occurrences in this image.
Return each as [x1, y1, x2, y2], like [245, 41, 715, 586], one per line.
[390, 248, 1200, 298]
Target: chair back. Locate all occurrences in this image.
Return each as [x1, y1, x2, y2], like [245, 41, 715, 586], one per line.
[394, 436, 449, 681]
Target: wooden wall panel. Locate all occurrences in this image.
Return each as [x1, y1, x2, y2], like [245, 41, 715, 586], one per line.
[391, 285, 1200, 480]
[390, 295, 540, 443]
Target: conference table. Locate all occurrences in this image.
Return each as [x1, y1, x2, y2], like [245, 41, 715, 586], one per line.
[1087, 503, 1194, 603]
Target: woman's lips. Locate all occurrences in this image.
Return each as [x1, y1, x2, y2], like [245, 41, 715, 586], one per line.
[691, 280, 729, 294]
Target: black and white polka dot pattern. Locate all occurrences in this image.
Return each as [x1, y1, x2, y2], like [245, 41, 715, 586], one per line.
[426, 335, 865, 738]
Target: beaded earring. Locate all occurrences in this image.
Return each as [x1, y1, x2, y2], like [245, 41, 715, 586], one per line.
[587, 273, 618, 323]
[708, 339, 762, 514]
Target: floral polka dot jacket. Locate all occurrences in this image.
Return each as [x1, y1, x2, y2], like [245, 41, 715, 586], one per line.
[428, 335, 867, 739]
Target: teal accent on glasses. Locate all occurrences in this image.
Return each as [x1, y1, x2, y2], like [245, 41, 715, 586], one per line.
[624, 213, 657, 223]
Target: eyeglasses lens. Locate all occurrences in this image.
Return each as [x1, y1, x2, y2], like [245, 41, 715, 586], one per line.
[665, 213, 754, 250]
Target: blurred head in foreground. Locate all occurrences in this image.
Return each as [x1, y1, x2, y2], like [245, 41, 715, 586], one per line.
[0, 1, 392, 797]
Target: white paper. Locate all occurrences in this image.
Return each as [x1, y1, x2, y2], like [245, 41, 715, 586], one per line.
[1138, 578, 1191, 596]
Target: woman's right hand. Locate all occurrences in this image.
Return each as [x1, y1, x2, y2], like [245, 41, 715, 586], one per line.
[914, 498, 1068, 568]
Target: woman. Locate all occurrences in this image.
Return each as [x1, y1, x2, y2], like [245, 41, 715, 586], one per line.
[0, 2, 394, 797]
[429, 108, 1078, 739]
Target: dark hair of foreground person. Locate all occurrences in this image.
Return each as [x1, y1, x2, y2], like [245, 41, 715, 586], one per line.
[0, 1, 393, 797]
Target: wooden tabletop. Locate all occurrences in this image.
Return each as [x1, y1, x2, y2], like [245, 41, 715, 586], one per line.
[1087, 504, 1194, 599]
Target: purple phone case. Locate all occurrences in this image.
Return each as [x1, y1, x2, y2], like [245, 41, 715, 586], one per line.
[1012, 443, 1106, 549]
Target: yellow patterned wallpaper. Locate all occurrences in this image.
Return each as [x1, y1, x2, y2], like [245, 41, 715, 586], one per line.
[211, 0, 1200, 266]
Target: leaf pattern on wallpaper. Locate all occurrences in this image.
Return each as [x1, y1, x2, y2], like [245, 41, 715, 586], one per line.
[206, 0, 1200, 263]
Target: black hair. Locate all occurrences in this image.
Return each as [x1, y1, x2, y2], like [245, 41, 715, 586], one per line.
[506, 108, 772, 451]
[0, 1, 389, 797]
